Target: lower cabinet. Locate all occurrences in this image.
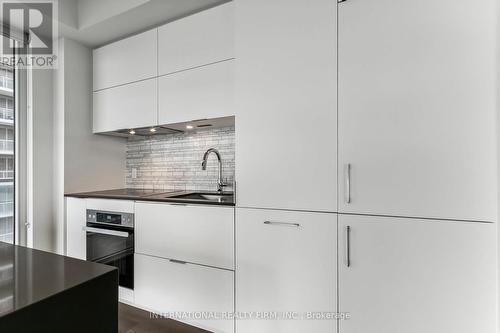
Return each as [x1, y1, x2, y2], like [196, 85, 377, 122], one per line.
[235, 208, 337, 333]
[338, 215, 497, 333]
[135, 202, 234, 270]
[65, 197, 86, 260]
[134, 253, 234, 333]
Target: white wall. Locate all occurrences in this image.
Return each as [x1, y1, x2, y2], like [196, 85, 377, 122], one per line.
[77, 0, 149, 29]
[62, 38, 125, 194]
[30, 37, 126, 253]
[52, 37, 126, 254]
[497, 0, 500, 325]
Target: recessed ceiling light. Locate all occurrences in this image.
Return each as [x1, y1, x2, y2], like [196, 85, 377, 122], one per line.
[149, 128, 157, 133]
[186, 125, 194, 129]
[129, 129, 136, 135]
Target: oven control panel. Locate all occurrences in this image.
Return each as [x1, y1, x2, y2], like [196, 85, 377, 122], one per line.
[86, 210, 134, 228]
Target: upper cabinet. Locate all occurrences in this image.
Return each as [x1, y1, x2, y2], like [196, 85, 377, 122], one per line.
[159, 59, 234, 124]
[235, 0, 337, 212]
[338, 0, 497, 222]
[158, 2, 234, 76]
[93, 78, 157, 133]
[92, 3, 234, 133]
[93, 29, 157, 91]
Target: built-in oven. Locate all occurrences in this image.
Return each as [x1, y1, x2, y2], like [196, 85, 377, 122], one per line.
[85, 209, 134, 289]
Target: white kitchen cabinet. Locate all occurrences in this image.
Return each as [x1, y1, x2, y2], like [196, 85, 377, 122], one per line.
[135, 202, 234, 270]
[93, 29, 157, 91]
[236, 208, 336, 333]
[235, 0, 337, 212]
[93, 78, 157, 133]
[158, 2, 233, 76]
[338, 0, 497, 221]
[65, 197, 86, 260]
[159, 60, 234, 124]
[135, 253, 234, 333]
[338, 215, 497, 333]
[85, 198, 135, 213]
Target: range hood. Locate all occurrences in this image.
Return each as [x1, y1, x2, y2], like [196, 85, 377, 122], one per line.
[98, 116, 235, 138]
[102, 125, 183, 138]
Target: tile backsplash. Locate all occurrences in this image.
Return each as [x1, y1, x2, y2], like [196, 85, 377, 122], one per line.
[126, 126, 235, 191]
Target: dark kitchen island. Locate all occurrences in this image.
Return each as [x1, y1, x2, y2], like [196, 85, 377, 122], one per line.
[0, 241, 118, 333]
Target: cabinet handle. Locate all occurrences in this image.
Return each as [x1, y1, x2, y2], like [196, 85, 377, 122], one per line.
[169, 259, 188, 265]
[345, 164, 351, 204]
[345, 226, 351, 267]
[338, 0, 348, 2]
[83, 226, 130, 238]
[264, 221, 300, 228]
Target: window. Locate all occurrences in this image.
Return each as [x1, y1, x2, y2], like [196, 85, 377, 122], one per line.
[0, 59, 14, 244]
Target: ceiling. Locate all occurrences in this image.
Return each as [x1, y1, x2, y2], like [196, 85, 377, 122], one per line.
[59, 0, 229, 48]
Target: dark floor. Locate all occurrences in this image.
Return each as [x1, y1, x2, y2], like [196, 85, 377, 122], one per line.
[119, 303, 211, 333]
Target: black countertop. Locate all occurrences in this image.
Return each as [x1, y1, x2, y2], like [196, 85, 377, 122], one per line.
[0, 242, 116, 319]
[65, 188, 235, 206]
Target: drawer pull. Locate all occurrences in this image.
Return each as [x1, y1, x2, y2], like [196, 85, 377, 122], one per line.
[169, 259, 188, 265]
[345, 163, 351, 204]
[345, 226, 351, 267]
[264, 221, 300, 227]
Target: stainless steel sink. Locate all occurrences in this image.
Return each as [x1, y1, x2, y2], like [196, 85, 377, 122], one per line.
[167, 192, 234, 203]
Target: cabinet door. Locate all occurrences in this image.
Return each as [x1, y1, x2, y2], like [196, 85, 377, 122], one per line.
[338, 215, 497, 333]
[93, 78, 157, 133]
[235, 0, 337, 212]
[135, 254, 234, 333]
[158, 2, 233, 75]
[135, 202, 234, 269]
[93, 29, 157, 91]
[85, 198, 135, 213]
[159, 60, 234, 125]
[338, 0, 497, 221]
[65, 197, 86, 260]
[236, 208, 336, 333]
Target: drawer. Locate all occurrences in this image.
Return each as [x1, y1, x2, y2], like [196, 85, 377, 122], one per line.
[236, 208, 337, 333]
[135, 254, 234, 333]
[135, 202, 234, 270]
[85, 199, 135, 213]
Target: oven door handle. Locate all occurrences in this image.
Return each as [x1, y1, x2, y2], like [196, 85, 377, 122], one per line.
[83, 226, 130, 238]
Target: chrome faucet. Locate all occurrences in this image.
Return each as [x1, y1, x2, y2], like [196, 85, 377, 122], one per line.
[202, 148, 227, 192]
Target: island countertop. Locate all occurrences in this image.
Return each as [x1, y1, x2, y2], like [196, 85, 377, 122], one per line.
[0, 242, 118, 332]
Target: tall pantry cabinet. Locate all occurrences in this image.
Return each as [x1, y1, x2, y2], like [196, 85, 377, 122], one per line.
[337, 0, 497, 222]
[337, 0, 497, 332]
[338, 215, 496, 333]
[235, 0, 337, 213]
[235, 0, 338, 332]
[235, 0, 497, 332]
